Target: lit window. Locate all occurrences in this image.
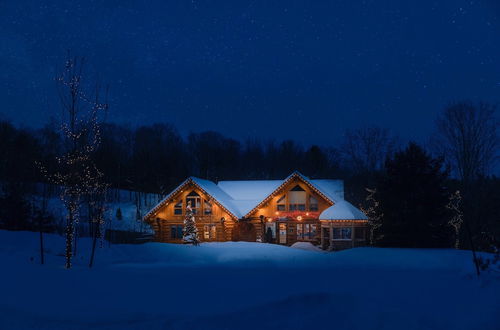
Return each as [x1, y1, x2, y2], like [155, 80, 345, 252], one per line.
[204, 200, 212, 215]
[297, 223, 318, 240]
[203, 224, 217, 240]
[297, 224, 304, 238]
[289, 185, 306, 211]
[174, 200, 183, 215]
[186, 191, 201, 214]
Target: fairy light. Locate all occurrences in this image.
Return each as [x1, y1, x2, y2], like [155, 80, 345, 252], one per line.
[245, 171, 335, 218]
[38, 55, 109, 269]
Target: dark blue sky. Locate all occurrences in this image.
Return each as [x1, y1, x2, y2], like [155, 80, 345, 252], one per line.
[1, 0, 499, 146]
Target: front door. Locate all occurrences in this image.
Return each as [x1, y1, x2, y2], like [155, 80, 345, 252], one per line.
[279, 223, 287, 244]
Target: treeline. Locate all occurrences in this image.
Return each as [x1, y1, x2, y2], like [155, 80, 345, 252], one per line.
[0, 101, 499, 253]
[0, 120, 391, 194]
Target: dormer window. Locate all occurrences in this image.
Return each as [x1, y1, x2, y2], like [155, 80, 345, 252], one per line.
[276, 195, 286, 211]
[174, 200, 183, 215]
[186, 191, 201, 214]
[289, 185, 306, 211]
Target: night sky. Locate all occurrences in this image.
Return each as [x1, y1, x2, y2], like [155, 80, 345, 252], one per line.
[1, 0, 499, 146]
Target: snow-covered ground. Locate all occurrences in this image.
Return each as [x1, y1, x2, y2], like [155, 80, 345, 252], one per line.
[0, 230, 498, 330]
[39, 187, 158, 234]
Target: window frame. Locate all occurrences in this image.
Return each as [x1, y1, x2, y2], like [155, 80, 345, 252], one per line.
[276, 195, 286, 211]
[332, 227, 352, 240]
[288, 186, 306, 211]
[309, 195, 319, 212]
[170, 225, 183, 239]
[296, 223, 318, 240]
[186, 191, 201, 214]
[174, 200, 183, 215]
[203, 224, 217, 240]
[204, 199, 213, 215]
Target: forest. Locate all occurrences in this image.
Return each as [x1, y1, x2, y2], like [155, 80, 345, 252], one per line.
[0, 101, 499, 254]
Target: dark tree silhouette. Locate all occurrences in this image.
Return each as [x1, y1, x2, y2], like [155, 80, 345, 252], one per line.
[341, 126, 397, 174]
[377, 143, 452, 248]
[434, 101, 498, 184]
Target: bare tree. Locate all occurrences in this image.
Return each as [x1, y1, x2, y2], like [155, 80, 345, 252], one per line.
[341, 126, 397, 173]
[435, 102, 498, 183]
[40, 54, 108, 269]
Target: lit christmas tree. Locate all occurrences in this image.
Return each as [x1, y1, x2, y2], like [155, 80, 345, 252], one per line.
[183, 203, 200, 245]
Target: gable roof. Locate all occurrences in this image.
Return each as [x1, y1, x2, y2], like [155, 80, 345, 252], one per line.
[319, 200, 368, 220]
[144, 171, 346, 221]
[236, 171, 343, 218]
[143, 177, 243, 220]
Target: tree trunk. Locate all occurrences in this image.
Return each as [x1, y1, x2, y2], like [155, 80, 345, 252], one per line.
[89, 220, 100, 268]
[464, 220, 480, 277]
[65, 209, 73, 269]
[39, 218, 44, 265]
[73, 224, 78, 257]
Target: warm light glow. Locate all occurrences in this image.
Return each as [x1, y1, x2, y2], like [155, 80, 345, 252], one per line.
[275, 211, 279, 215]
[297, 216, 303, 221]
[306, 212, 309, 216]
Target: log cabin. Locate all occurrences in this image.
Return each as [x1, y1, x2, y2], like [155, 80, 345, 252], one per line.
[143, 171, 368, 250]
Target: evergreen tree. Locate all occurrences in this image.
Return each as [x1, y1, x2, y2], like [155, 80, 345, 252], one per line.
[183, 203, 199, 245]
[378, 143, 452, 248]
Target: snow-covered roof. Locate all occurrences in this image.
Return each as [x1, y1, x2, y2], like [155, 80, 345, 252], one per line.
[190, 177, 243, 218]
[319, 200, 368, 221]
[143, 177, 244, 220]
[309, 179, 344, 200]
[144, 171, 346, 220]
[217, 180, 283, 216]
[217, 180, 283, 201]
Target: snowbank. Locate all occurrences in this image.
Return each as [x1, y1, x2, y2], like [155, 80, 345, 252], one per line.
[0, 230, 498, 330]
[290, 241, 324, 252]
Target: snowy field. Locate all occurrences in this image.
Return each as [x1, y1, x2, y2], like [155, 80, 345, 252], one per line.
[0, 230, 498, 330]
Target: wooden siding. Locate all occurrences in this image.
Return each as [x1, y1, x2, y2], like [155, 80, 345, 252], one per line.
[246, 177, 332, 220]
[145, 183, 236, 243]
[145, 177, 368, 249]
